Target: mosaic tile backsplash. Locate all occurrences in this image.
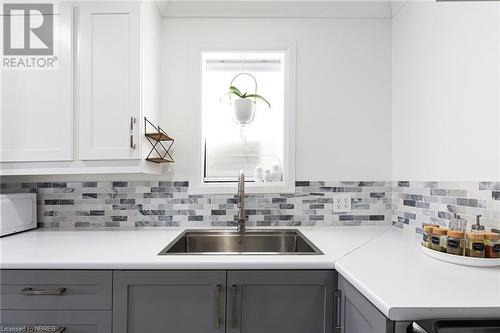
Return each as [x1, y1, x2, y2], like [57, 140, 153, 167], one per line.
[391, 181, 500, 234]
[1, 180, 498, 232]
[0, 181, 392, 229]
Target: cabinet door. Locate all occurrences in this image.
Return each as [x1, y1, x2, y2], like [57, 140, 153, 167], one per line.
[113, 271, 226, 333]
[0, 4, 73, 162]
[227, 270, 335, 333]
[338, 275, 393, 333]
[78, 2, 141, 160]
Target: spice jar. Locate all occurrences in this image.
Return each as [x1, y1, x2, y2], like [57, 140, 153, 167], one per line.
[446, 230, 465, 256]
[465, 232, 485, 258]
[422, 225, 435, 248]
[484, 232, 500, 258]
[431, 228, 448, 252]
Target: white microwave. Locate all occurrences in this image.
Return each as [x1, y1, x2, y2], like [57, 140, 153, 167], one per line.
[0, 193, 37, 237]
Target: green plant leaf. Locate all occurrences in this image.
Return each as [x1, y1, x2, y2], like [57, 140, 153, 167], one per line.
[229, 86, 243, 96]
[222, 85, 271, 108]
[245, 94, 271, 108]
[220, 89, 244, 102]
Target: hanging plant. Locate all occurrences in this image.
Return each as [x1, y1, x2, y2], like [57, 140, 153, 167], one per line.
[221, 85, 272, 109]
[220, 72, 271, 144]
[220, 73, 271, 126]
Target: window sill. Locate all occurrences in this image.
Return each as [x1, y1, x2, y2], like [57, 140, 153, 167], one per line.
[189, 181, 295, 195]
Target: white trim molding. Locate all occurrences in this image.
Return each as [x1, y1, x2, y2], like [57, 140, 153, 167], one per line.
[190, 43, 297, 195]
[389, 1, 408, 17]
[154, 0, 169, 15]
[162, 1, 392, 18]
[497, 4, 500, 180]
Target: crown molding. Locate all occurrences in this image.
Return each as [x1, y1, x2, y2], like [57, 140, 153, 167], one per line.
[154, 0, 169, 15]
[161, 1, 392, 18]
[389, 1, 407, 17]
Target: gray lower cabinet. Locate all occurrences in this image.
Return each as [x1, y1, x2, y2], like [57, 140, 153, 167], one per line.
[113, 270, 335, 333]
[0, 270, 113, 333]
[1, 269, 337, 333]
[227, 270, 335, 333]
[113, 270, 227, 333]
[338, 275, 393, 333]
[0, 270, 112, 310]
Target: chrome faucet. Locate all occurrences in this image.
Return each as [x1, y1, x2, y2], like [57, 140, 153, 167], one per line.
[236, 170, 246, 232]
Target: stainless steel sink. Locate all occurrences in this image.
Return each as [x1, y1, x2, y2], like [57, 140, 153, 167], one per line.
[158, 229, 323, 255]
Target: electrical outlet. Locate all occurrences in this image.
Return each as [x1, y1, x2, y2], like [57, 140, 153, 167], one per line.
[333, 194, 351, 213]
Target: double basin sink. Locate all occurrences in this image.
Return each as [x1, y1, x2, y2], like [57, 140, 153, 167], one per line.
[158, 229, 323, 255]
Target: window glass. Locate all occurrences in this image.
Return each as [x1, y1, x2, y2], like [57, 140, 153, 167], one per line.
[202, 52, 285, 182]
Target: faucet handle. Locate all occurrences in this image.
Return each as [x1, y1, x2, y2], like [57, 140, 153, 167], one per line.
[471, 214, 484, 231]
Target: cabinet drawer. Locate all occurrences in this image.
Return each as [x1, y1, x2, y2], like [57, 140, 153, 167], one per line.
[0, 270, 112, 310]
[0, 310, 111, 333]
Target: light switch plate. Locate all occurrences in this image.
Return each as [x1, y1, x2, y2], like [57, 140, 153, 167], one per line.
[333, 194, 351, 213]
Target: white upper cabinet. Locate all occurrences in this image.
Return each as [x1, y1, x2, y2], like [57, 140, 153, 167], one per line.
[77, 2, 141, 160]
[0, 1, 163, 175]
[0, 4, 73, 162]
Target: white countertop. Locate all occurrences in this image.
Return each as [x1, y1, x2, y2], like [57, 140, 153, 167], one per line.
[335, 227, 500, 321]
[1, 225, 499, 321]
[0, 226, 389, 270]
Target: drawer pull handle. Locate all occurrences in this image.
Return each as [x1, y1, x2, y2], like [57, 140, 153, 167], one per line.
[214, 284, 221, 329]
[130, 116, 137, 149]
[333, 289, 342, 332]
[21, 287, 66, 295]
[231, 284, 238, 329]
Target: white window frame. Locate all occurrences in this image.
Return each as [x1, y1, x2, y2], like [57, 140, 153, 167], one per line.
[190, 43, 296, 195]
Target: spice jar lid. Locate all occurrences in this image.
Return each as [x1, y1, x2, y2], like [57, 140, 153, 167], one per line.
[466, 232, 484, 240]
[423, 225, 434, 232]
[447, 230, 464, 238]
[484, 232, 500, 241]
[433, 228, 448, 235]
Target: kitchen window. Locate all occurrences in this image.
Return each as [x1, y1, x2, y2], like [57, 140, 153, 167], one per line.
[194, 48, 296, 194]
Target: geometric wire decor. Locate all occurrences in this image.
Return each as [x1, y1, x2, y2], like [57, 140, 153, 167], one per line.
[144, 117, 174, 163]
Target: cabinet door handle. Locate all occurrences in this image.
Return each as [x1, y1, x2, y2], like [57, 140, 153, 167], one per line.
[130, 116, 136, 149]
[21, 287, 66, 295]
[231, 284, 238, 329]
[333, 289, 342, 332]
[214, 284, 221, 329]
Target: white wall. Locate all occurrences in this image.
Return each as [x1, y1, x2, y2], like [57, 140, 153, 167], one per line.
[161, 17, 392, 181]
[392, 1, 500, 181]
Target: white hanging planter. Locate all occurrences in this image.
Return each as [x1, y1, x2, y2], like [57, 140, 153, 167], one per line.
[228, 73, 258, 126]
[221, 72, 271, 144]
[233, 98, 255, 124]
